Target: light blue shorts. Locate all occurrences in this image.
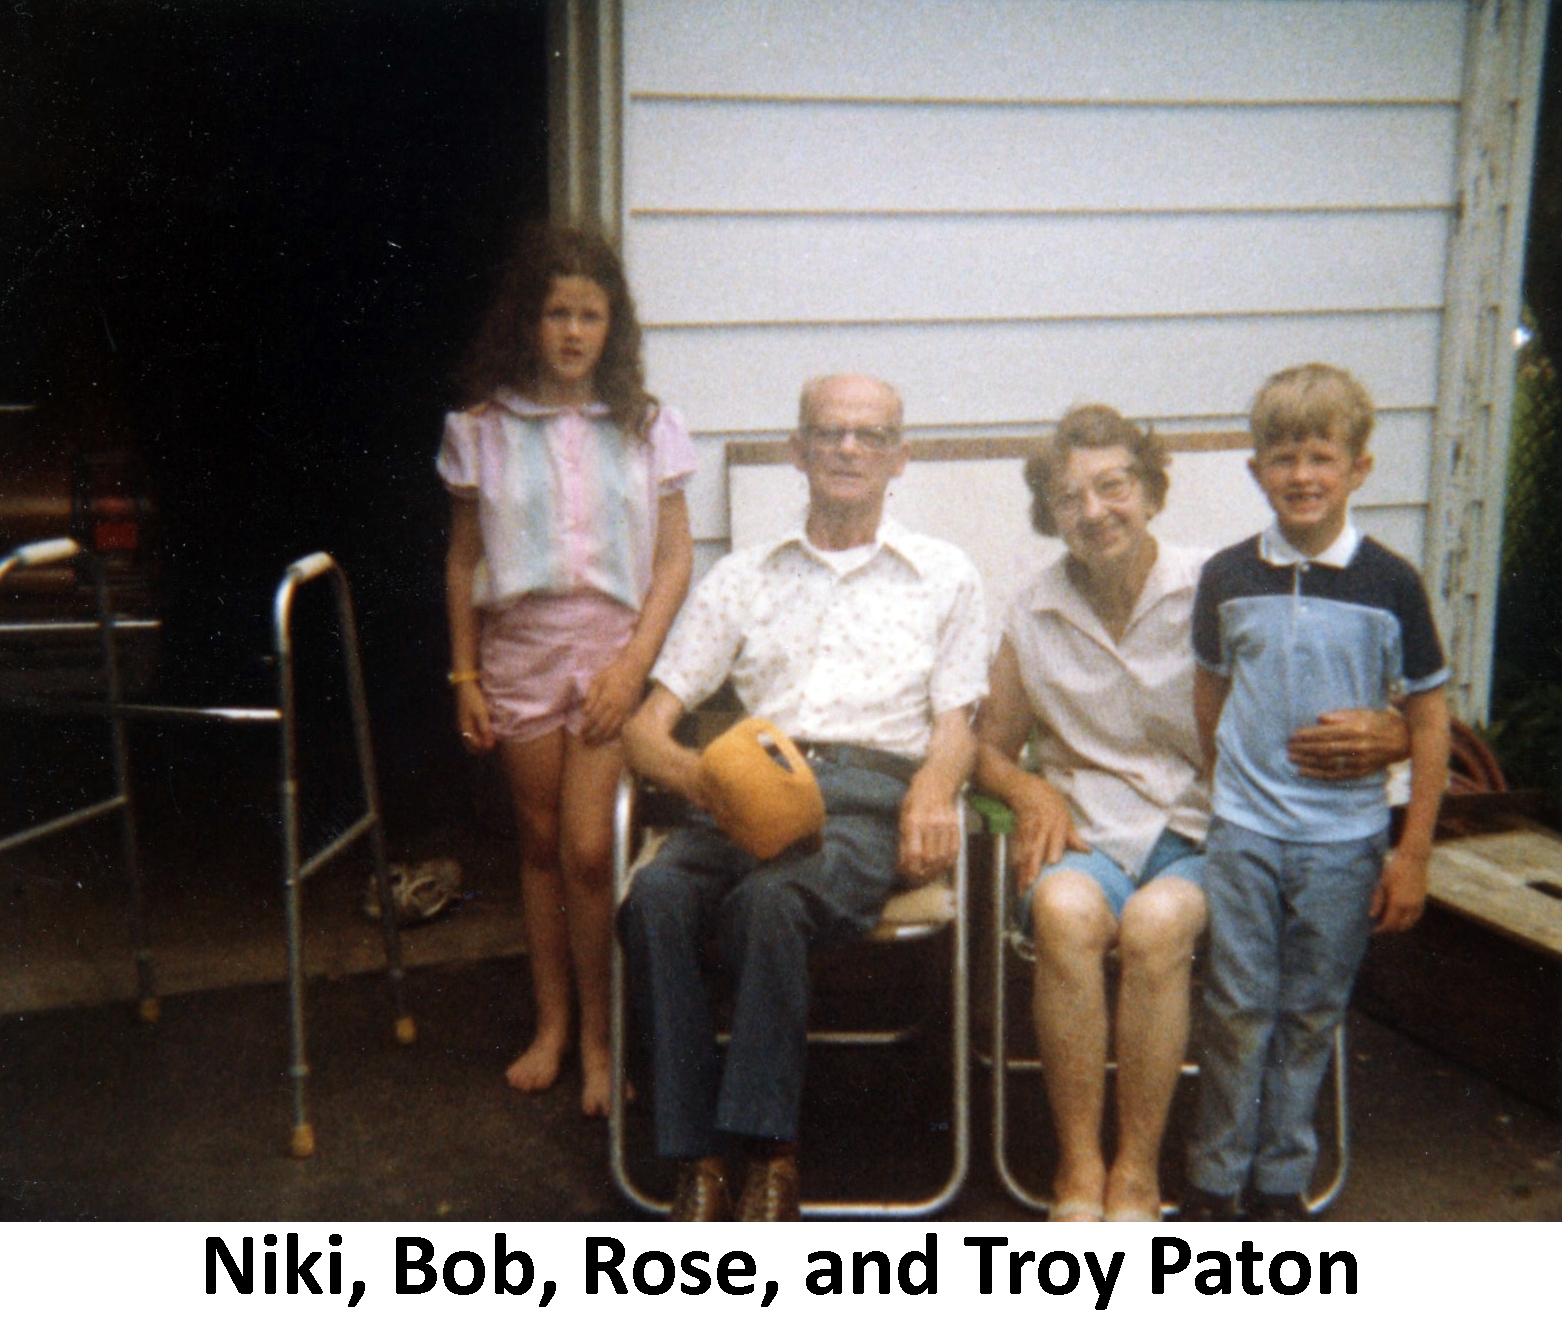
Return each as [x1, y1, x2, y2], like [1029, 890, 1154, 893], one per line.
[1019, 827, 1206, 928]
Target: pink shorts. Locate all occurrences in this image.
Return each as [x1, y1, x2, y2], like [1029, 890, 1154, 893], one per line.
[479, 592, 638, 744]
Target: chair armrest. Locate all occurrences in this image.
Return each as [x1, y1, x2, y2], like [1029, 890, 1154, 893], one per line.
[967, 792, 1015, 836]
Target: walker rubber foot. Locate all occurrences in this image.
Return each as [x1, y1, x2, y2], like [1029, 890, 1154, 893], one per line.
[289, 1123, 317, 1159]
[394, 1015, 417, 1046]
[137, 997, 161, 1025]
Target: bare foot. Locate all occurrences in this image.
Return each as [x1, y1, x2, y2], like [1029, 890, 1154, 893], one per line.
[579, 1038, 612, 1118]
[1104, 1162, 1162, 1222]
[1050, 1156, 1107, 1221]
[505, 1034, 568, 1092]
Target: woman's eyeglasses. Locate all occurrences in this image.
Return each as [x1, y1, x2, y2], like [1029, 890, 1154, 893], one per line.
[1052, 468, 1139, 519]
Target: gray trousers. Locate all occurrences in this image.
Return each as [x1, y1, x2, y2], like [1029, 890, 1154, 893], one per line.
[616, 763, 906, 1159]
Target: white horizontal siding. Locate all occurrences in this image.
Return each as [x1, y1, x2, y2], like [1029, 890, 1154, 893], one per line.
[682, 437, 732, 543]
[1354, 413, 1436, 508]
[621, 0, 1467, 580]
[690, 540, 728, 584]
[1355, 506, 1427, 566]
[627, 102, 1459, 214]
[648, 312, 1442, 436]
[625, 0, 1466, 103]
[628, 211, 1449, 324]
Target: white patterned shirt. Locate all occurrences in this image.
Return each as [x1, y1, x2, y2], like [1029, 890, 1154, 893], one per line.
[654, 520, 989, 760]
[1004, 540, 1212, 876]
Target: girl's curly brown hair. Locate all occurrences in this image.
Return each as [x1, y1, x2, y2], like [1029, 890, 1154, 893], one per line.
[455, 224, 657, 439]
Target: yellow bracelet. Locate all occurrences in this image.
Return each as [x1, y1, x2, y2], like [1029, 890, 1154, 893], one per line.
[447, 669, 481, 686]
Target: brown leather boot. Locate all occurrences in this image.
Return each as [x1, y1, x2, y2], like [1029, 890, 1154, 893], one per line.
[735, 1150, 801, 1221]
[670, 1156, 732, 1221]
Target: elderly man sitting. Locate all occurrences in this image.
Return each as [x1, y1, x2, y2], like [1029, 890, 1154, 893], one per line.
[618, 373, 988, 1220]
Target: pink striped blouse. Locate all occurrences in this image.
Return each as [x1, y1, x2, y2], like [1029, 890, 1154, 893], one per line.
[437, 391, 696, 613]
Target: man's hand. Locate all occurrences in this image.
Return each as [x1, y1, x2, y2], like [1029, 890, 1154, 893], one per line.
[897, 775, 962, 882]
[1370, 847, 1429, 933]
[1008, 772, 1089, 893]
[1290, 708, 1410, 781]
[896, 707, 977, 882]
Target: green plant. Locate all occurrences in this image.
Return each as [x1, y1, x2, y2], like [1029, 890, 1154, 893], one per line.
[1481, 672, 1562, 819]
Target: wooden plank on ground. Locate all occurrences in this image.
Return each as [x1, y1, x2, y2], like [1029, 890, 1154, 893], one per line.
[1427, 828, 1562, 960]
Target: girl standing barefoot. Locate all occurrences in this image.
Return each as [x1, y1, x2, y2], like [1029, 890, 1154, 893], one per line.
[439, 226, 694, 1116]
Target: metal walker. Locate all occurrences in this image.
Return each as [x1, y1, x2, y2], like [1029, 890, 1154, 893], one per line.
[1, 539, 415, 1158]
[1, 537, 156, 1019]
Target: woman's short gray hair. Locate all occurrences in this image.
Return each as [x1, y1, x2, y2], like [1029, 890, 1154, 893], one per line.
[1023, 404, 1169, 537]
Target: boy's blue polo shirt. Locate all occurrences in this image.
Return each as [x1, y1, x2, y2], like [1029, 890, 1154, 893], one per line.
[1192, 522, 1448, 843]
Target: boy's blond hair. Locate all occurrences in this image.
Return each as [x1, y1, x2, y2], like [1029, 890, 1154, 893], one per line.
[1249, 363, 1374, 457]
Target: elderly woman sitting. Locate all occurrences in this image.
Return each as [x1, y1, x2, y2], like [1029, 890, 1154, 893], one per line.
[975, 405, 1405, 1221]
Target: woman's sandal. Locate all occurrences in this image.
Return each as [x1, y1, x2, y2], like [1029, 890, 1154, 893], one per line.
[363, 858, 462, 925]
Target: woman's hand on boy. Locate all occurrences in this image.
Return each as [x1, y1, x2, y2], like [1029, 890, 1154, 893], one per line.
[1371, 846, 1429, 933]
[1289, 707, 1410, 781]
[582, 654, 649, 744]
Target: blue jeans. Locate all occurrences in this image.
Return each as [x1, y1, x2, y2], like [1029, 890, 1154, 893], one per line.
[1187, 817, 1387, 1197]
[1019, 827, 1205, 926]
[616, 762, 906, 1159]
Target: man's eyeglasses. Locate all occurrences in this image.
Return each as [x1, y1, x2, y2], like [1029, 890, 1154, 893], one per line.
[801, 425, 902, 452]
[1052, 467, 1139, 519]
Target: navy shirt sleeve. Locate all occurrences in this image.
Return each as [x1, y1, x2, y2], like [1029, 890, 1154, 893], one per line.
[1191, 566, 1223, 672]
[1191, 541, 1254, 674]
[1391, 557, 1447, 691]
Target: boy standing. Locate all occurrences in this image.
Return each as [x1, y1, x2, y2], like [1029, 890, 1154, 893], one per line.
[1184, 363, 1451, 1220]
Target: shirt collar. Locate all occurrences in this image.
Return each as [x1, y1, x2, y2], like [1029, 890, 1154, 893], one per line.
[491, 389, 610, 419]
[1025, 537, 1181, 625]
[1258, 520, 1360, 569]
[764, 516, 928, 577]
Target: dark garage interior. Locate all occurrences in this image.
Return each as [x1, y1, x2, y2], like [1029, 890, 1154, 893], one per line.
[5, 0, 551, 833]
